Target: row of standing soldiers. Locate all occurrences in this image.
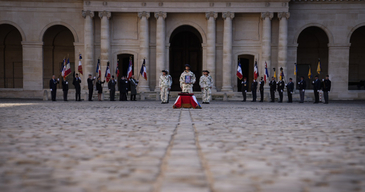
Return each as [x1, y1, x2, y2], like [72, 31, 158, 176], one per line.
[242, 75, 331, 104]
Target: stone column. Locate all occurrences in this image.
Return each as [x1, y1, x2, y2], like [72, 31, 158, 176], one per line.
[154, 12, 167, 91]
[99, 11, 111, 82]
[138, 11, 150, 92]
[328, 44, 350, 99]
[222, 12, 234, 92]
[206, 12, 218, 92]
[22, 41, 43, 90]
[82, 10, 94, 88]
[278, 12, 290, 81]
[261, 12, 273, 80]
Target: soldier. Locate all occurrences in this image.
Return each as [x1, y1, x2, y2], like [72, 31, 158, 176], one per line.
[62, 78, 69, 101]
[73, 73, 82, 101]
[49, 75, 59, 101]
[166, 70, 173, 103]
[312, 75, 321, 104]
[286, 78, 294, 103]
[259, 77, 264, 102]
[322, 75, 331, 104]
[179, 64, 196, 93]
[277, 78, 285, 103]
[159, 70, 172, 104]
[108, 75, 117, 101]
[129, 75, 138, 101]
[269, 77, 276, 102]
[119, 76, 128, 101]
[298, 76, 306, 103]
[241, 77, 248, 102]
[87, 74, 95, 101]
[251, 78, 258, 102]
[199, 70, 213, 104]
[96, 76, 105, 101]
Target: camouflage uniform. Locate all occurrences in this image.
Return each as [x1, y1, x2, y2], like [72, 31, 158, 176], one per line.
[199, 75, 213, 103]
[159, 74, 172, 102]
[179, 71, 196, 93]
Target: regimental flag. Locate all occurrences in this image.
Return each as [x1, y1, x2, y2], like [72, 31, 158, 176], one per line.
[127, 57, 133, 80]
[140, 59, 147, 80]
[279, 67, 284, 81]
[236, 61, 243, 80]
[308, 66, 312, 79]
[273, 68, 277, 79]
[105, 62, 111, 82]
[116, 59, 120, 77]
[78, 54, 83, 75]
[254, 60, 259, 80]
[294, 63, 297, 76]
[64, 58, 72, 77]
[60, 58, 65, 77]
[96, 59, 101, 77]
[317, 58, 321, 74]
[264, 62, 269, 83]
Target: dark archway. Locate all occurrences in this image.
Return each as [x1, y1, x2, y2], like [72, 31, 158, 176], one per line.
[43, 25, 75, 89]
[0, 24, 23, 88]
[117, 54, 134, 79]
[169, 25, 202, 91]
[349, 26, 365, 90]
[297, 26, 329, 90]
[237, 55, 254, 92]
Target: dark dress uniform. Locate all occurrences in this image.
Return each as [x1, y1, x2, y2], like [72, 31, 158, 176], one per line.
[322, 79, 331, 104]
[251, 81, 258, 102]
[269, 80, 276, 102]
[129, 78, 138, 101]
[286, 81, 294, 103]
[277, 80, 284, 103]
[298, 79, 306, 103]
[119, 79, 128, 101]
[312, 79, 321, 103]
[259, 80, 264, 102]
[87, 78, 95, 101]
[108, 79, 117, 101]
[62, 79, 69, 101]
[96, 80, 105, 94]
[49, 78, 59, 101]
[241, 80, 248, 102]
[73, 77, 82, 101]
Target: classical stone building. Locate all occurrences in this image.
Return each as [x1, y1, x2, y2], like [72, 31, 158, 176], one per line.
[0, 0, 364, 100]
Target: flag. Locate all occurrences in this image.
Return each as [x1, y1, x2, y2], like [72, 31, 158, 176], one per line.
[264, 62, 269, 83]
[140, 59, 147, 80]
[308, 66, 312, 79]
[60, 58, 65, 77]
[116, 59, 120, 77]
[105, 62, 111, 82]
[254, 60, 259, 80]
[279, 67, 284, 81]
[127, 57, 133, 80]
[78, 54, 83, 75]
[96, 59, 101, 77]
[64, 58, 72, 77]
[317, 59, 321, 74]
[294, 63, 297, 76]
[273, 68, 277, 79]
[236, 61, 243, 80]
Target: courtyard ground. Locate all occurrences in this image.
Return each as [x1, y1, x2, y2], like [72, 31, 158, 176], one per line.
[0, 100, 365, 192]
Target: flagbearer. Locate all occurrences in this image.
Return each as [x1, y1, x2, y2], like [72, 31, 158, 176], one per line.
[159, 70, 172, 104]
[199, 70, 213, 104]
[269, 77, 276, 102]
[119, 76, 128, 101]
[62, 78, 69, 101]
[286, 78, 294, 103]
[312, 75, 321, 104]
[73, 73, 82, 101]
[49, 75, 59, 101]
[322, 75, 331, 104]
[130, 75, 138, 101]
[87, 74, 95, 101]
[241, 77, 248, 102]
[179, 64, 196, 93]
[251, 78, 258, 102]
[298, 76, 306, 103]
[259, 77, 264, 102]
[277, 78, 284, 103]
[108, 75, 117, 101]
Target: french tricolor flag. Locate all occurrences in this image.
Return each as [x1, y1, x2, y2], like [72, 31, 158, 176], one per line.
[236, 61, 243, 80]
[140, 59, 147, 80]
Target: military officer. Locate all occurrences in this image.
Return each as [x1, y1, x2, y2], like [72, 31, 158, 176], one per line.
[199, 70, 213, 104]
[259, 77, 264, 102]
[49, 75, 59, 101]
[241, 77, 248, 102]
[179, 64, 196, 93]
[87, 74, 95, 101]
[108, 75, 117, 101]
[62, 78, 69, 101]
[129, 75, 138, 101]
[159, 70, 172, 104]
[322, 75, 331, 104]
[119, 76, 128, 101]
[277, 79, 285, 103]
[286, 78, 294, 103]
[251, 78, 258, 102]
[269, 77, 276, 102]
[298, 76, 306, 103]
[312, 75, 321, 104]
[73, 73, 82, 101]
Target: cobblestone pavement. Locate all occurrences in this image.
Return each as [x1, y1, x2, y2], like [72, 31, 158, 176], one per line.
[0, 100, 365, 192]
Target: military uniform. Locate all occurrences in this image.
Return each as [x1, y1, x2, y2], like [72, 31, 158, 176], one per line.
[119, 78, 128, 101]
[259, 79, 264, 102]
[241, 80, 248, 101]
[312, 78, 321, 103]
[130, 78, 138, 101]
[269, 80, 276, 102]
[62, 79, 69, 101]
[298, 79, 306, 103]
[286, 81, 294, 103]
[159, 73, 172, 103]
[322, 79, 331, 104]
[49, 78, 59, 101]
[251, 80, 258, 102]
[179, 71, 196, 93]
[87, 77, 95, 101]
[108, 79, 117, 101]
[199, 74, 213, 103]
[277, 80, 284, 103]
[73, 77, 82, 101]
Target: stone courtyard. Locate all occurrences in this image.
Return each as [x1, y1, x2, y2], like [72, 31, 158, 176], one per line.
[0, 100, 365, 192]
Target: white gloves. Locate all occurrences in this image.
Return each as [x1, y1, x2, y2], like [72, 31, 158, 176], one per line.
[50, 89, 52, 91]
[259, 82, 261, 84]
[322, 79, 324, 81]
[245, 90, 247, 93]
[298, 82, 300, 84]
[57, 78, 59, 81]
[281, 90, 283, 93]
[94, 76, 96, 79]
[302, 89, 305, 92]
[291, 92, 293, 94]
[312, 81, 314, 84]
[285, 84, 287, 86]
[66, 82, 68, 84]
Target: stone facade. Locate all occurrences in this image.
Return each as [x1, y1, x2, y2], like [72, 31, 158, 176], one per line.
[0, 0, 365, 100]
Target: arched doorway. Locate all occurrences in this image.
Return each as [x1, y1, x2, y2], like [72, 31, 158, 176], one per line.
[237, 55, 254, 92]
[169, 25, 202, 91]
[43, 25, 75, 89]
[117, 54, 134, 79]
[349, 26, 365, 90]
[0, 24, 23, 88]
[297, 26, 329, 90]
